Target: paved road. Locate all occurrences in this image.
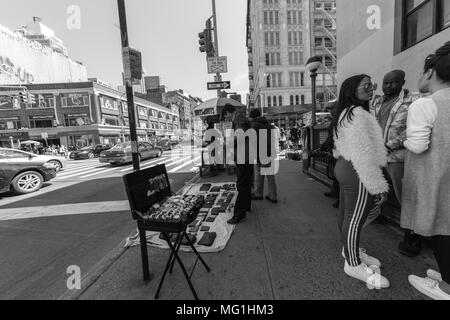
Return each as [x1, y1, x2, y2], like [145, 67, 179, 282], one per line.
[0, 149, 199, 299]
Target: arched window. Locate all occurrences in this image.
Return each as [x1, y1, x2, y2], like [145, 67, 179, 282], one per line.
[295, 95, 300, 105]
[272, 96, 277, 107]
[290, 95, 294, 105]
[279, 96, 283, 106]
[301, 95, 305, 104]
[267, 96, 272, 107]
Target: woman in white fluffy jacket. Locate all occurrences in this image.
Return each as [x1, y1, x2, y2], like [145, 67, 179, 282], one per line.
[332, 74, 390, 289]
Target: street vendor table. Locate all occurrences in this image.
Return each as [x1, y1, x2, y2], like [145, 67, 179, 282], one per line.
[123, 164, 210, 300]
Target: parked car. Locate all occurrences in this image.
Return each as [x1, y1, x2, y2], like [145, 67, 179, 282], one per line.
[70, 144, 111, 160]
[0, 148, 67, 172]
[99, 141, 163, 165]
[0, 154, 57, 195]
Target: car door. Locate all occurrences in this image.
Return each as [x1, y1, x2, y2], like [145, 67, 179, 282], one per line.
[145, 143, 158, 158]
[143, 143, 155, 159]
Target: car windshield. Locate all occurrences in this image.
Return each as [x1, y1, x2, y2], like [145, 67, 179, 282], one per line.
[110, 142, 130, 150]
[80, 147, 93, 151]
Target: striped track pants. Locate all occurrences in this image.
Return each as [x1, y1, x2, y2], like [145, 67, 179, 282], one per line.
[335, 158, 376, 267]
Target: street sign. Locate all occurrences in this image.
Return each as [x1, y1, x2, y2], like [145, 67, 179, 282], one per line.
[207, 56, 228, 74]
[122, 47, 142, 81]
[207, 81, 231, 90]
[41, 132, 48, 139]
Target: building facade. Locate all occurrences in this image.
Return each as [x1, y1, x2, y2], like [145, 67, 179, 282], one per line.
[246, 0, 336, 129]
[0, 81, 179, 148]
[0, 19, 87, 85]
[337, 0, 450, 91]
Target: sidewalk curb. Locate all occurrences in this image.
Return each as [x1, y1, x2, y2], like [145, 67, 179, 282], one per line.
[57, 171, 201, 300]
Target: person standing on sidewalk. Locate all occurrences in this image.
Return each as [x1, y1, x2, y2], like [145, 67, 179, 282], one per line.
[249, 109, 278, 204]
[371, 70, 421, 256]
[402, 42, 450, 300]
[222, 104, 253, 225]
[332, 74, 390, 289]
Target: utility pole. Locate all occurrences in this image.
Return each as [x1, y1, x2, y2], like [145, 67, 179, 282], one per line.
[212, 0, 221, 98]
[117, 0, 140, 171]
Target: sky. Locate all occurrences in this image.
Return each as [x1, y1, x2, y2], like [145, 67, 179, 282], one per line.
[0, 0, 249, 103]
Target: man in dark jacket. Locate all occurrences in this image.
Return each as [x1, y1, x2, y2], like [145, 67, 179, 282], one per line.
[249, 109, 278, 203]
[222, 104, 253, 225]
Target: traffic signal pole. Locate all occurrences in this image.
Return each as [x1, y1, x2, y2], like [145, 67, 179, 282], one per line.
[117, 0, 140, 172]
[212, 0, 222, 98]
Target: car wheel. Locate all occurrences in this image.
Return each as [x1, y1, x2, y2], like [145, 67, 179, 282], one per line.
[48, 160, 62, 172]
[11, 171, 44, 194]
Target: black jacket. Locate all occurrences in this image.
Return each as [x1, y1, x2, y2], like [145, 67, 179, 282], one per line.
[251, 116, 274, 166]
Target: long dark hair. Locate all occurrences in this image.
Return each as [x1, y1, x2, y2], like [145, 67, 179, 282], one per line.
[332, 74, 371, 138]
[424, 41, 450, 83]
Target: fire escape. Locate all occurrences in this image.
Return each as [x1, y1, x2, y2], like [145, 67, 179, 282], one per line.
[315, 5, 337, 102]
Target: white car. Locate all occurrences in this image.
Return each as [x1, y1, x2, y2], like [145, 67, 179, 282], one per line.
[0, 148, 67, 172]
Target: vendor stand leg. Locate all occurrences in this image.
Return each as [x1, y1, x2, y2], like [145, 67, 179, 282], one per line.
[139, 228, 151, 281]
[155, 232, 199, 300]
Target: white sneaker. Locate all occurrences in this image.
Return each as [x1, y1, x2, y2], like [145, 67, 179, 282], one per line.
[426, 269, 442, 282]
[344, 261, 390, 289]
[341, 247, 382, 268]
[408, 275, 450, 300]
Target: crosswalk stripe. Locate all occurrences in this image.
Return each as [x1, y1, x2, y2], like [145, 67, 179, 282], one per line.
[55, 167, 108, 179]
[140, 158, 170, 170]
[168, 156, 201, 173]
[190, 166, 199, 171]
[57, 164, 107, 176]
[120, 157, 170, 172]
[80, 168, 119, 178]
[164, 156, 193, 168]
[63, 164, 103, 173]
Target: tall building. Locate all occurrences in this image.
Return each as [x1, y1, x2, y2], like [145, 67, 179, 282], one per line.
[337, 0, 450, 90]
[246, 0, 337, 129]
[0, 18, 87, 84]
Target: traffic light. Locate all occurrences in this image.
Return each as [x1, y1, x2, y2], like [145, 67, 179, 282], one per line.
[198, 18, 215, 57]
[18, 91, 27, 103]
[27, 93, 36, 105]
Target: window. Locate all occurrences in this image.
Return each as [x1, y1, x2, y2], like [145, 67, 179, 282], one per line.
[279, 96, 283, 106]
[301, 95, 305, 104]
[288, 51, 303, 65]
[442, 0, 450, 28]
[275, 11, 279, 24]
[264, 11, 268, 24]
[275, 32, 280, 45]
[267, 74, 271, 87]
[301, 72, 304, 86]
[324, 56, 334, 67]
[103, 116, 119, 126]
[295, 95, 300, 105]
[288, 32, 292, 45]
[266, 53, 270, 65]
[405, 0, 434, 48]
[0, 118, 21, 130]
[265, 32, 269, 46]
[65, 114, 89, 126]
[267, 96, 272, 107]
[270, 32, 275, 45]
[315, 37, 323, 47]
[290, 95, 294, 105]
[269, 11, 274, 24]
[29, 116, 55, 128]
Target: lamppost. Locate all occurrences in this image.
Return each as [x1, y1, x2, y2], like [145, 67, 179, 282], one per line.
[306, 56, 322, 158]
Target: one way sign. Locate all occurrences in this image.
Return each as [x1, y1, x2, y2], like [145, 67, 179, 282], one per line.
[207, 81, 231, 90]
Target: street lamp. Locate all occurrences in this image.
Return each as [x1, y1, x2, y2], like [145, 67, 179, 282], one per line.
[306, 56, 322, 156]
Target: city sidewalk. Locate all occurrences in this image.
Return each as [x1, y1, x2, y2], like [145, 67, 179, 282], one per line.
[76, 160, 436, 300]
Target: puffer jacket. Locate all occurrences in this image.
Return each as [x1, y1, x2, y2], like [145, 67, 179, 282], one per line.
[333, 106, 389, 195]
[371, 89, 419, 162]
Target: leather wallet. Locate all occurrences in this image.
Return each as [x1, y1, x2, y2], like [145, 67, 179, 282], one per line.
[198, 232, 217, 246]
